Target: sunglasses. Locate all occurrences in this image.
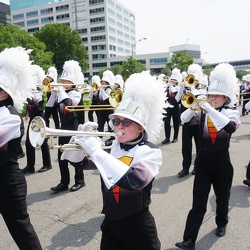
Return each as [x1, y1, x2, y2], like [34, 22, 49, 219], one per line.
[112, 118, 133, 127]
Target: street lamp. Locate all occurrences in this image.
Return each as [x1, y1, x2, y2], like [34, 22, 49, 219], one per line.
[131, 37, 147, 57]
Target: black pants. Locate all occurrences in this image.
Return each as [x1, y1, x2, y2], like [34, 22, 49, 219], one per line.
[58, 120, 84, 186]
[182, 124, 201, 171]
[101, 208, 161, 250]
[45, 106, 60, 129]
[183, 148, 233, 243]
[97, 110, 113, 132]
[246, 161, 250, 179]
[163, 106, 180, 140]
[0, 163, 42, 250]
[25, 122, 51, 169]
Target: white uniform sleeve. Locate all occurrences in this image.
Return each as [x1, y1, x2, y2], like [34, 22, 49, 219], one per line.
[0, 107, 21, 147]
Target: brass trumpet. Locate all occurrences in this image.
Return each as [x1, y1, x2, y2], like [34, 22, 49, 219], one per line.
[37, 78, 86, 93]
[29, 116, 118, 151]
[181, 92, 214, 110]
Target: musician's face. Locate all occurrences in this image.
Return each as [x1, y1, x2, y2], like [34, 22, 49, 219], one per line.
[207, 94, 227, 108]
[61, 79, 73, 89]
[112, 115, 144, 143]
[0, 88, 9, 101]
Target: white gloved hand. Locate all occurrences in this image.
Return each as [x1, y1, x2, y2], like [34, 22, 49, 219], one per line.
[74, 136, 102, 157]
[199, 101, 214, 113]
[245, 101, 250, 111]
[196, 94, 207, 100]
[78, 122, 98, 132]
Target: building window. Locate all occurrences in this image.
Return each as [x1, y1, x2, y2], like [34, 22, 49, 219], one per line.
[109, 45, 116, 51]
[56, 14, 70, 20]
[56, 5, 69, 12]
[107, 0, 115, 7]
[26, 11, 38, 18]
[78, 28, 87, 34]
[27, 27, 39, 33]
[92, 45, 106, 51]
[108, 17, 115, 24]
[150, 58, 168, 64]
[41, 16, 54, 23]
[27, 19, 39, 25]
[90, 7, 104, 14]
[90, 16, 105, 23]
[92, 54, 107, 59]
[108, 8, 115, 16]
[108, 26, 116, 33]
[91, 35, 106, 41]
[91, 26, 105, 32]
[89, 0, 104, 5]
[41, 8, 53, 15]
[93, 62, 107, 68]
[13, 13, 24, 20]
[82, 37, 88, 42]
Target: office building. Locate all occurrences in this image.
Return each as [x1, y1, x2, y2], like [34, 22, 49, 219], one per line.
[10, 0, 138, 78]
[0, 2, 11, 25]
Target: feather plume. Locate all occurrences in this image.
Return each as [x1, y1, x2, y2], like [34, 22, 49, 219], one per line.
[102, 70, 115, 85]
[122, 71, 165, 143]
[60, 60, 83, 84]
[46, 66, 58, 82]
[0, 47, 35, 112]
[31, 64, 45, 86]
[209, 63, 238, 106]
[187, 63, 203, 82]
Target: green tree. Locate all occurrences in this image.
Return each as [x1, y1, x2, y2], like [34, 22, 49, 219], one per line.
[165, 52, 194, 73]
[121, 56, 146, 81]
[34, 23, 88, 74]
[0, 24, 53, 69]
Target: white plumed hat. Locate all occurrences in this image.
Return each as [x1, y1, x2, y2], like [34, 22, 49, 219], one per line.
[245, 74, 250, 82]
[187, 63, 203, 83]
[60, 60, 83, 85]
[92, 75, 101, 86]
[109, 70, 166, 143]
[0, 47, 35, 112]
[170, 68, 182, 82]
[46, 66, 58, 82]
[114, 74, 124, 89]
[31, 64, 46, 86]
[208, 63, 238, 106]
[101, 70, 115, 85]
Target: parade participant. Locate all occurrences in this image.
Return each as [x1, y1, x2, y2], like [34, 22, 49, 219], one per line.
[0, 47, 42, 249]
[175, 63, 240, 250]
[113, 74, 124, 90]
[44, 66, 60, 129]
[177, 64, 204, 177]
[241, 74, 250, 116]
[242, 100, 250, 187]
[88, 75, 101, 122]
[50, 60, 85, 193]
[61, 70, 165, 250]
[22, 65, 52, 174]
[162, 67, 182, 144]
[96, 70, 115, 133]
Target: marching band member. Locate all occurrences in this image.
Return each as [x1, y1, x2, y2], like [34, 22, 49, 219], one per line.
[113, 74, 124, 91]
[176, 63, 240, 250]
[50, 60, 85, 193]
[22, 65, 52, 174]
[44, 66, 60, 129]
[0, 47, 42, 249]
[88, 75, 101, 122]
[162, 67, 182, 144]
[97, 70, 115, 133]
[61, 70, 165, 250]
[241, 74, 250, 115]
[178, 63, 204, 177]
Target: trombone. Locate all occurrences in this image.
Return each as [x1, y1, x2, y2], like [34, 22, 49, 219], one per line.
[37, 78, 87, 93]
[181, 92, 214, 110]
[29, 116, 118, 152]
[65, 88, 123, 112]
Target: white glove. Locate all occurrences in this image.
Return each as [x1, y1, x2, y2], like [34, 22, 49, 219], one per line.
[199, 101, 214, 113]
[245, 101, 250, 111]
[61, 136, 85, 163]
[169, 85, 177, 93]
[99, 88, 109, 100]
[74, 136, 102, 157]
[78, 122, 98, 132]
[196, 94, 207, 100]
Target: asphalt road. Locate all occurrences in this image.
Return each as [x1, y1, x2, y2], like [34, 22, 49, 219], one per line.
[0, 105, 250, 250]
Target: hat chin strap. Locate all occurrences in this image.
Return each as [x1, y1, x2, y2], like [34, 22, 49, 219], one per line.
[123, 131, 145, 145]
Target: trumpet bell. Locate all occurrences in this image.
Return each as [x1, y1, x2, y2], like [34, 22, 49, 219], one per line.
[181, 92, 196, 109]
[109, 88, 123, 108]
[184, 74, 196, 87]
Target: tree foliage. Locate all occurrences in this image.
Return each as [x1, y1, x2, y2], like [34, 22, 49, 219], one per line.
[34, 23, 88, 74]
[165, 52, 194, 73]
[0, 24, 53, 69]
